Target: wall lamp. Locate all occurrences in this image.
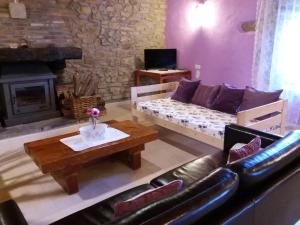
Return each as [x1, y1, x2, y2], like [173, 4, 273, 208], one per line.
[9, 0, 27, 19]
[189, 0, 216, 29]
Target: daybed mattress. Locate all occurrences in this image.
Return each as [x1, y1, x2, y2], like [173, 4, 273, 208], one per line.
[137, 98, 237, 140]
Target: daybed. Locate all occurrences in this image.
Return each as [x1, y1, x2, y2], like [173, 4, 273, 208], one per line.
[1, 125, 300, 225]
[131, 82, 288, 148]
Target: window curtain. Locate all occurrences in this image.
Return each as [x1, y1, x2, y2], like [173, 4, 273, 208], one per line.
[252, 0, 300, 125]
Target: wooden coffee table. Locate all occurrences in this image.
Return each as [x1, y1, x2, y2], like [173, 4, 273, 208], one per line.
[24, 120, 158, 194]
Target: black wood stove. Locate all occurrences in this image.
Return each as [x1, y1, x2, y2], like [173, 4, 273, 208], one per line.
[0, 47, 82, 126]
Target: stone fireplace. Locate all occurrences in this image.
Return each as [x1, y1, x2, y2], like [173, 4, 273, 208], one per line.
[0, 47, 82, 126]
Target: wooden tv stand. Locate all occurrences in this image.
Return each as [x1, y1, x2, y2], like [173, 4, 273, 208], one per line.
[134, 69, 191, 86]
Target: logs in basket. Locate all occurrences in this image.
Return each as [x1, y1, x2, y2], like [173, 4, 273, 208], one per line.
[58, 73, 106, 121]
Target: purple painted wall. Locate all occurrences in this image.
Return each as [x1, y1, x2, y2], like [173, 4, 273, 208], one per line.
[165, 0, 257, 88]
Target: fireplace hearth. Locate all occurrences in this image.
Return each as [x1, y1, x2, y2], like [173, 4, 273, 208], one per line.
[0, 47, 82, 126]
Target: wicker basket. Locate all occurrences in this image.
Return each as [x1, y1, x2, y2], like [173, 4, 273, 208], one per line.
[71, 95, 100, 120]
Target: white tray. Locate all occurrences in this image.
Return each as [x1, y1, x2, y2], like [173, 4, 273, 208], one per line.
[60, 128, 130, 152]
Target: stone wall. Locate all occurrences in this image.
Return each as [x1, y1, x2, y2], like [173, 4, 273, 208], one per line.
[0, 0, 166, 101]
[61, 0, 165, 101]
[0, 0, 73, 47]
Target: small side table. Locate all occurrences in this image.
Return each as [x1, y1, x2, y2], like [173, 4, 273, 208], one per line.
[134, 69, 191, 86]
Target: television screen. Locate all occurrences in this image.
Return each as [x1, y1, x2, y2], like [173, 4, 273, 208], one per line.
[144, 49, 177, 70]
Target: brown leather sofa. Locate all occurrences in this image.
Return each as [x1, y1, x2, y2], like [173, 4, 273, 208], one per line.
[1, 124, 299, 225]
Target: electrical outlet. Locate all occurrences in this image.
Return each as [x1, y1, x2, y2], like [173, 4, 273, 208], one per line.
[195, 70, 201, 79]
[195, 64, 201, 79]
[195, 64, 201, 70]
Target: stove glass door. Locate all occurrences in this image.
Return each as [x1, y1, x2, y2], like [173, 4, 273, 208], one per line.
[10, 81, 50, 115]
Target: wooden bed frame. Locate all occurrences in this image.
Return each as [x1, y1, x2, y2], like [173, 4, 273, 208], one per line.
[131, 82, 288, 149]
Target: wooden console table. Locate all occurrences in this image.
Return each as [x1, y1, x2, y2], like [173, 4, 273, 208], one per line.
[135, 69, 191, 86]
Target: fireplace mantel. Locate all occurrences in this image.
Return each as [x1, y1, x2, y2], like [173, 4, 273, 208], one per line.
[0, 47, 82, 63]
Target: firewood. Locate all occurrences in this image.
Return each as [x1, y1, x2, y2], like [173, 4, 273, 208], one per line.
[84, 80, 93, 96]
[79, 76, 91, 97]
[85, 77, 98, 96]
[73, 73, 81, 97]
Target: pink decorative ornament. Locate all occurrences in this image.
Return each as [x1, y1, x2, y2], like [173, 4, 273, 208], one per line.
[86, 108, 101, 129]
[91, 108, 100, 118]
[86, 108, 93, 116]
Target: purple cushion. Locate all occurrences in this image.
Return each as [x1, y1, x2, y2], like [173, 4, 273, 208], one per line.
[171, 79, 200, 103]
[212, 84, 244, 114]
[227, 137, 261, 163]
[239, 86, 283, 111]
[191, 84, 220, 108]
[113, 180, 183, 217]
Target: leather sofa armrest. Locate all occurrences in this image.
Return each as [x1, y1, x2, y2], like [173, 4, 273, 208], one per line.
[223, 124, 281, 153]
[227, 130, 300, 188]
[0, 200, 28, 225]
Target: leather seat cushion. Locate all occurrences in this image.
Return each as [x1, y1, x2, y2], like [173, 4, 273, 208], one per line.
[150, 151, 227, 187]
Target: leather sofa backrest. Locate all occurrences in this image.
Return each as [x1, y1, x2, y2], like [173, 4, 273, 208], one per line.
[150, 151, 226, 187]
[227, 131, 300, 188]
[111, 168, 239, 225]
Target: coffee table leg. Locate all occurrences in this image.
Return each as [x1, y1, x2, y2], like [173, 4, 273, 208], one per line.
[127, 144, 144, 170]
[52, 171, 79, 195]
[128, 151, 141, 170]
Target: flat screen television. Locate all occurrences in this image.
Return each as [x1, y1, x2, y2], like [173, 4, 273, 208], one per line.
[144, 49, 177, 70]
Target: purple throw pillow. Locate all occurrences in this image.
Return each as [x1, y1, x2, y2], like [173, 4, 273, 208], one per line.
[212, 84, 244, 114]
[171, 79, 200, 103]
[113, 180, 183, 217]
[191, 84, 220, 108]
[227, 137, 261, 163]
[239, 86, 283, 111]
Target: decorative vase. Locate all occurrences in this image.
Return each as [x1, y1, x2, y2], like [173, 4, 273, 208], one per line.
[79, 123, 108, 143]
